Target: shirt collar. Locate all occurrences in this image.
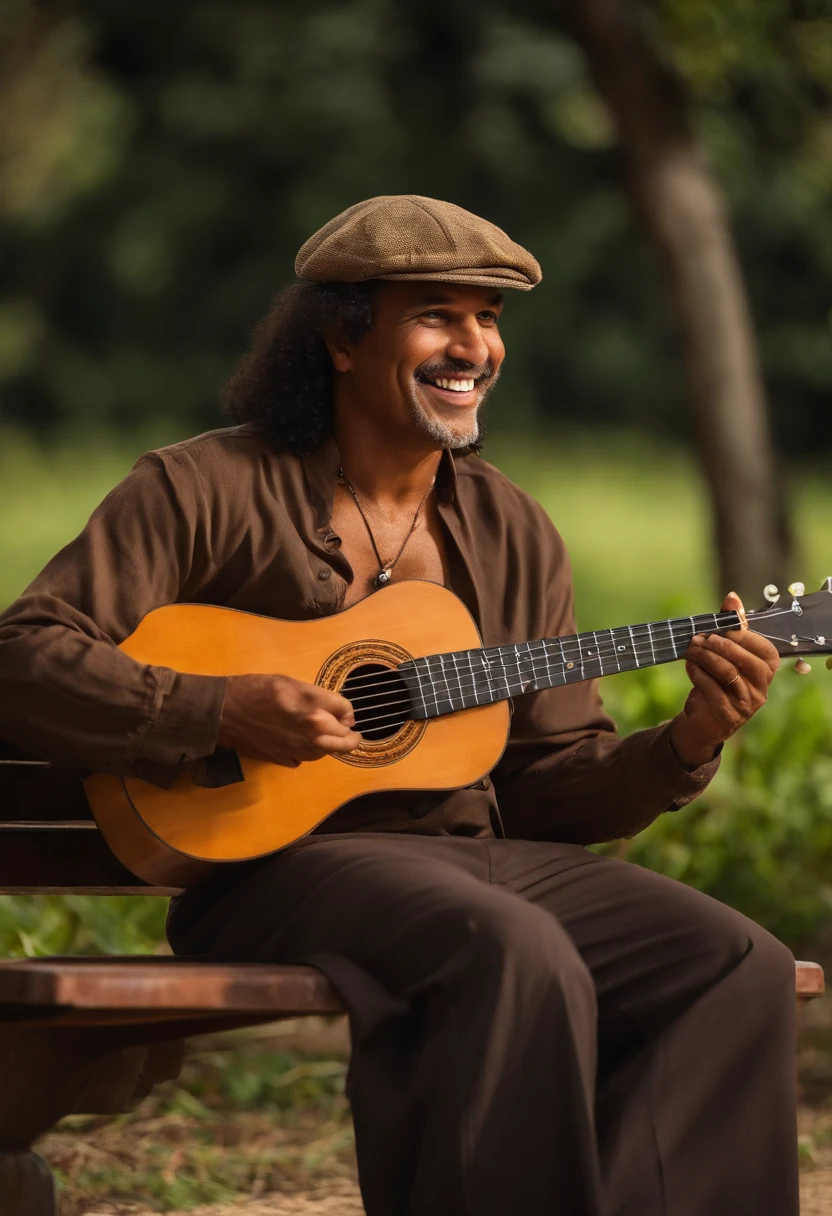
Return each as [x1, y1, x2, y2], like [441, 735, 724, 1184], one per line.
[301, 433, 460, 530]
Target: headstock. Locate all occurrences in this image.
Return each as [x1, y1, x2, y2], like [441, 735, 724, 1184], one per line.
[748, 578, 832, 674]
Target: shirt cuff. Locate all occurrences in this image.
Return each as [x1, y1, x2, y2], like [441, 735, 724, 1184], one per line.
[649, 720, 722, 813]
[132, 666, 228, 775]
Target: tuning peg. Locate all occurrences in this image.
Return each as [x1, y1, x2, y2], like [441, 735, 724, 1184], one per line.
[763, 584, 780, 604]
[794, 658, 813, 675]
[788, 582, 806, 597]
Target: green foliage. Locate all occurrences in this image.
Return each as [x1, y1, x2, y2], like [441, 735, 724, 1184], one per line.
[599, 667, 832, 950]
[183, 1048, 347, 1113]
[0, 893, 168, 957]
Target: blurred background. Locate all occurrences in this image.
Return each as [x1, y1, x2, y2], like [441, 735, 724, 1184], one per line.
[4, 1, 832, 1207]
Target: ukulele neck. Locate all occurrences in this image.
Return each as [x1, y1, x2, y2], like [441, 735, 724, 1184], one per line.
[401, 610, 742, 720]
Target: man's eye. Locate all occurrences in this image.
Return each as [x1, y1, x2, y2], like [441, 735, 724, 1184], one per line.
[478, 311, 499, 324]
[421, 310, 445, 321]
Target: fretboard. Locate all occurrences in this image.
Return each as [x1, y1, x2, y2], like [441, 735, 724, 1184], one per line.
[400, 610, 742, 720]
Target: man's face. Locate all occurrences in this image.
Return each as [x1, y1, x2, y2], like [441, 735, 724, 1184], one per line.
[329, 282, 505, 450]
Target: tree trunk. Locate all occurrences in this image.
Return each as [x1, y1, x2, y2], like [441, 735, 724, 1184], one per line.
[556, 0, 793, 602]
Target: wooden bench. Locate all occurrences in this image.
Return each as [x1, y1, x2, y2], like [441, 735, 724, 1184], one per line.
[0, 742, 824, 1215]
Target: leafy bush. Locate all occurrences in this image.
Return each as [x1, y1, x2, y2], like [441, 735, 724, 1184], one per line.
[0, 892, 168, 958]
[599, 665, 832, 951]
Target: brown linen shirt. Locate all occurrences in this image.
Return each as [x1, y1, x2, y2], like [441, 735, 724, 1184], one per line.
[0, 424, 719, 845]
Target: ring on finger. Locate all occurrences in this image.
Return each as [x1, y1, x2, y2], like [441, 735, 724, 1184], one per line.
[726, 669, 741, 687]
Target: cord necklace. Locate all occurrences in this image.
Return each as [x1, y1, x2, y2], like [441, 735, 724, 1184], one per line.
[338, 467, 435, 590]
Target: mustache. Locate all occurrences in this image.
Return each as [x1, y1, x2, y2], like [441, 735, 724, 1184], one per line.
[415, 359, 495, 384]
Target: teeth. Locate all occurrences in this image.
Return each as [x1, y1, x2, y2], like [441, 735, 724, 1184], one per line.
[431, 378, 475, 392]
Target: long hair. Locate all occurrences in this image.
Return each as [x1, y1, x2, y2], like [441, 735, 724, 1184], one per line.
[223, 280, 379, 455]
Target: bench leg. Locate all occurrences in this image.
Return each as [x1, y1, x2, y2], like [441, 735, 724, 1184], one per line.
[0, 1152, 55, 1216]
[0, 1028, 185, 1216]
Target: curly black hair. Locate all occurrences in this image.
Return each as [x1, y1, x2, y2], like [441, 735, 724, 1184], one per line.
[223, 280, 379, 455]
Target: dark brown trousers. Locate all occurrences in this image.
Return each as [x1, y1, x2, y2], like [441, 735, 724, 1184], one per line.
[169, 835, 798, 1216]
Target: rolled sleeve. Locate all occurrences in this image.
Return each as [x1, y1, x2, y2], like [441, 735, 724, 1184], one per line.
[0, 451, 226, 773]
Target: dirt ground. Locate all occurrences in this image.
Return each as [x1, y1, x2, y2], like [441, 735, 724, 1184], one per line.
[80, 1180, 365, 1216]
[54, 1009, 832, 1216]
[76, 1162, 832, 1216]
[74, 1109, 832, 1216]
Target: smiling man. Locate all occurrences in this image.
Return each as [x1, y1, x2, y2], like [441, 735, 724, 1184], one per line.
[0, 196, 796, 1215]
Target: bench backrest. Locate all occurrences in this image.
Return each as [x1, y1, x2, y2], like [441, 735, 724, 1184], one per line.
[0, 740, 178, 895]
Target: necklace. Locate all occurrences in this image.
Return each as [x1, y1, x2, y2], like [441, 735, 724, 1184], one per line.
[338, 467, 435, 590]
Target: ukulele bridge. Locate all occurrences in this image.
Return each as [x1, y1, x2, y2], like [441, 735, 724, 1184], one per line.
[317, 639, 427, 768]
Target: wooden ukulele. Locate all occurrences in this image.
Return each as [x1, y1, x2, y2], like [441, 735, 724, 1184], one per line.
[84, 578, 832, 886]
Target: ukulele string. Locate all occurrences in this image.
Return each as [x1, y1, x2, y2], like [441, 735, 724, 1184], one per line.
[338, 610, 758, 696]
[342, 619, 739, 702]
[340, 604, 821, 724]
[345, 640, 724, 728]
[341, 599, 818, 699]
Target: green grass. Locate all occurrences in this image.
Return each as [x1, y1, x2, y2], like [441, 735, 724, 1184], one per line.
[4, 424, 831, 624]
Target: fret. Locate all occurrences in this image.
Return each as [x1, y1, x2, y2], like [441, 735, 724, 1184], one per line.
[645, 622, 657, 665]
[609, 626, 634, 672]
[409, 657, 433, 719]
[471, 652, 491, 706]
[514, 643, 527, 693]
[650, 619, 673, 663]
[494, 646, 516, 699]
[449, 650, 472, 711]
[559, 634, 583, 681]
[668, 619, 685, 659]
[436, 654, 453, 715]
[540, 638, 558, 686]
[544, 637, 568, 686]
[510, 642, 523, 690]
[627, 624, 639, 667]
[608, 627, 622, 674]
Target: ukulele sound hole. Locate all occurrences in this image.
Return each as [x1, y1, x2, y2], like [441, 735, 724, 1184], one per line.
[342, 663, 411, 741]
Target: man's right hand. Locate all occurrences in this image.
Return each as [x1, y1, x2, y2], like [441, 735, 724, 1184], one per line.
[217, 673, 362, 768]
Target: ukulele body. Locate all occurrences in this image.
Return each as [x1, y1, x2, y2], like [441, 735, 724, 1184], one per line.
[84, 581, 510, 886]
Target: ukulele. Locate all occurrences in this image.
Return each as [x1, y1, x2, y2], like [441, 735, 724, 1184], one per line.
[83, 578, 832, 886]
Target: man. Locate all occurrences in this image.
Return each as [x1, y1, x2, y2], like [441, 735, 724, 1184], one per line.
[0, 196, 793, 1215]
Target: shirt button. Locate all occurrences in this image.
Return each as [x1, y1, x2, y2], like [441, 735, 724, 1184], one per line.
[317, 568, 332, 582]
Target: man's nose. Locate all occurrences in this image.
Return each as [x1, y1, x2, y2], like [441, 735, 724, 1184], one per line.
[445, 319, 491, 368]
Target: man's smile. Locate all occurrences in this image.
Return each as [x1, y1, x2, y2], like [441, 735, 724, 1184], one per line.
[414, 367, 489, 407]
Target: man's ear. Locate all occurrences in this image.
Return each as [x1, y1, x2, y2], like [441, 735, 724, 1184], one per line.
[324, 333, 352, 374]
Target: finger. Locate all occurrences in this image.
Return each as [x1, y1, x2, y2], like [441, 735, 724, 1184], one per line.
[724, 627, 781, 672]
[684, 660, 740, 724]
[721, 590, 747, 628]
[315, 731, 363, 754]
[312, 686, 357, 724]
[305, 709, 358, 740]
[689, 633, 774, 687]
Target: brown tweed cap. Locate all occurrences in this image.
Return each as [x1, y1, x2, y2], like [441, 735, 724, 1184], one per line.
[295, 195, 541, 291]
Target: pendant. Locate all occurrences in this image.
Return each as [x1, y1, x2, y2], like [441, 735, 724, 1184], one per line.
[373, 569, 392, 590]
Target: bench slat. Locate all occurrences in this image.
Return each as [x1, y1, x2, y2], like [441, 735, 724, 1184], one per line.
[0, 958, 343, 1017]
[0, 827, 177, 894]
[0, 761, 92, 822]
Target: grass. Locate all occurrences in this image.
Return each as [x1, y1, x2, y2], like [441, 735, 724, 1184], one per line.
[39, 1022, 356, 1214]
[3, 423, 831, 624]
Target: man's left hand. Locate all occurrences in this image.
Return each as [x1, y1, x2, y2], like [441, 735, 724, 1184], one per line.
[669, 591, 780, 770]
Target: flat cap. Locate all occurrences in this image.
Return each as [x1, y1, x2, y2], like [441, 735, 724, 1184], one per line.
[295, 195, 541, 291]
